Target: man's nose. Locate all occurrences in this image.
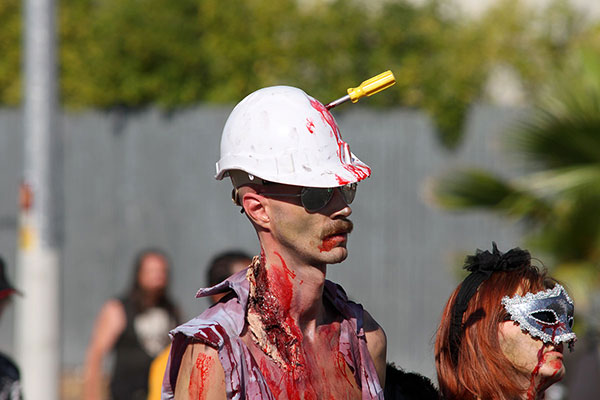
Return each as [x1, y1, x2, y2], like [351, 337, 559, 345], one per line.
[328, 188, 352, 217]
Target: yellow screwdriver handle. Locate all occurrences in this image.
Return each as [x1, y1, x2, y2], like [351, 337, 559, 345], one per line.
[347, 70, 396, 103]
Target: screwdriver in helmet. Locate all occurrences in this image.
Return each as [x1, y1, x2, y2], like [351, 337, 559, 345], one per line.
[325, 70, 396, 110]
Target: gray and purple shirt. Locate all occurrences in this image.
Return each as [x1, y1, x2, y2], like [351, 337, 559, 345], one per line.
[162, 268, 384, 399]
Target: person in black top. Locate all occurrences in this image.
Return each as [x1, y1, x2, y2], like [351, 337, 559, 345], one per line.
[0, 256, 22, 400]
[84, 248, 180, 400]
[384, 363, 440, 400]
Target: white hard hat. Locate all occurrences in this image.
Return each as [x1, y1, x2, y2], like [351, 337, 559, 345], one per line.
[215, 86, 371, 188]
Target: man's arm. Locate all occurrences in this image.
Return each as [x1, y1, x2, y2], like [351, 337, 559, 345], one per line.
[83, 299, 126, 400]
[174, 342, 226, 400]
[363, 310, 387, 388]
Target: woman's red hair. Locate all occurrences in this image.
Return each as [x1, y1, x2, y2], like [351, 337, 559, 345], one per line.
[435, 264, 555, 400]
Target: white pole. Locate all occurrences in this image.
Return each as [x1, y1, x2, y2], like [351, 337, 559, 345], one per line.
[16, 0, 61, 398]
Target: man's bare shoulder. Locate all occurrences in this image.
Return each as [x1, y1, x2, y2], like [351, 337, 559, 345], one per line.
[363, 309, 386, 345]
[175, 341, 226, 400]
[363, 309, 387, 387]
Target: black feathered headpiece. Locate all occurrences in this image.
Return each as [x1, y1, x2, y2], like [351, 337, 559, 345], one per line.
[448, 242, 530, 365]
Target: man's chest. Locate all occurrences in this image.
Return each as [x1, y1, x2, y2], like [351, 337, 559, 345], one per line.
[243, 329, 363, 400]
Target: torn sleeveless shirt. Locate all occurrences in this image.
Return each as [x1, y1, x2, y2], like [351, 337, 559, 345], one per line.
[162, 269, 383, 399]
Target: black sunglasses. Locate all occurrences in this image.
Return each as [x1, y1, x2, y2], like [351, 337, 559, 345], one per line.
[260, 183, 357, 212]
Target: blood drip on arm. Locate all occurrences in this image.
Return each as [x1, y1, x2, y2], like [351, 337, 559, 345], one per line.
[188, 353, 213, 400]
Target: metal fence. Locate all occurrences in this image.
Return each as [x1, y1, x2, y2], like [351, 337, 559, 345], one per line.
[0, 104, 525, 379]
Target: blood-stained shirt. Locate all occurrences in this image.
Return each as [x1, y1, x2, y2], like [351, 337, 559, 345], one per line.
[161, 268, 384, 399]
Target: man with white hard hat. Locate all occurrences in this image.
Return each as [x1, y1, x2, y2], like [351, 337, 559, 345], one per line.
[163, 85, 387, 399]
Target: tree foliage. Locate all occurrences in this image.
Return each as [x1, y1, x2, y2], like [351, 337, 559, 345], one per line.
[1, 0, 598, 147]
[433, 46, 600, 263]
[431, 44, 600, 314]
[0, 0, 21, 105]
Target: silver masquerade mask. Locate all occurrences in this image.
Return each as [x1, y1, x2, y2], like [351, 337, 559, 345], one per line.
[501, 284, 576, 348]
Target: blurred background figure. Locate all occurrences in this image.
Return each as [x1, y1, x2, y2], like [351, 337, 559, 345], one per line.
[384, 363, 439, 400]
[146, 249, 251, 400]
[205, 250, 252, 304]
[0, 256, 22, 400]
[84, 248, 179, 400]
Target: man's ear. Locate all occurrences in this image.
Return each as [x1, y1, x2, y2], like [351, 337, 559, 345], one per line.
[241, 191, 271, 229]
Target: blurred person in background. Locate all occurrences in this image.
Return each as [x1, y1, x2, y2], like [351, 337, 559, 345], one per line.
[162, 86, 386, 399]
[383, 363, 440, 400]
[146, 250, 251, 400]
[84, 248, 180, 400]
[435, 243, 576, 400]
[205, 250, 251, 304]
[0, 256, 22, 400]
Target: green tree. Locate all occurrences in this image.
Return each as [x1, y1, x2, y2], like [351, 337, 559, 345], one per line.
[366, 0, 486, 148]
[60, 0, 207, 107]
[0, 0, 21, 105]
[1, 0, 597, 149]
[430, 44, 600, 316]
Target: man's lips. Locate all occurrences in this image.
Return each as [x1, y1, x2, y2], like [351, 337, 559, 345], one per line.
[325, 233, 347, 241]
[319, 233, 348, 252]
[324, 229, 349, 238]
[319, 220, 353, 252]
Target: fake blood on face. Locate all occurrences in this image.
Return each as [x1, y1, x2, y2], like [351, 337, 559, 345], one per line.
[527, 345, 546, 400]
[319, 236, 343, 252]
[526, 324, 564, 399]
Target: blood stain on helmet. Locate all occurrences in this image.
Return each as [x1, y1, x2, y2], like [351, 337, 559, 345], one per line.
[306, 119, 316, 134]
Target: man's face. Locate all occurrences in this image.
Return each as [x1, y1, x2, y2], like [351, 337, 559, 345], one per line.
[260, 184, 354, 266]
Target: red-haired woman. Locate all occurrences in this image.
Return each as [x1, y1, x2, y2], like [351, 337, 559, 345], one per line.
[435, 243, 576, 400]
